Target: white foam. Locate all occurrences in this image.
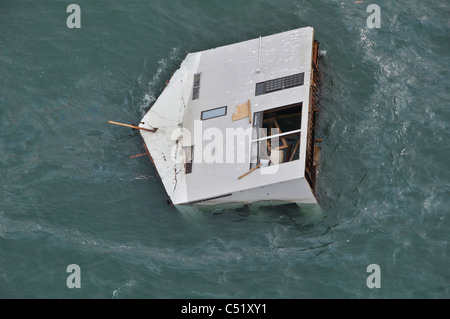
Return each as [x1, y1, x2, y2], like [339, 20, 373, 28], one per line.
[138, 47, 181, 116]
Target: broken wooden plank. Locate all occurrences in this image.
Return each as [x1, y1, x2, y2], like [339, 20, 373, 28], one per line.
[108, 121, 158, 133]
[232, 99, 251, 122]
[238, 163, 262, 180]
[289, 140, 300, 162]
[129, 153, 148, 158]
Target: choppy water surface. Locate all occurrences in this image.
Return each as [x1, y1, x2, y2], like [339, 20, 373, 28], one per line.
[0, 0, 448, 298]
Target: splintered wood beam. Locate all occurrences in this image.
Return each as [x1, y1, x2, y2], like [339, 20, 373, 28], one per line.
[238, 163, 263, 180]
[129, 153, 148, 158]
[108, 121, 158, 132]
[289, 140, 300, 162]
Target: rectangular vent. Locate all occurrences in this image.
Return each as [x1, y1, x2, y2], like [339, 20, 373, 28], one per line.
[255, 73, 304, 96]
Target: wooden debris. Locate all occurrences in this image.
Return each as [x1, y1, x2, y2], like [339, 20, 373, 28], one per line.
[238, 163, 262, 180]
[108, 121, 158, 132]
[232, 99, 251, 122]
[129, 153, 148, 158]
[289, 140, 300, 162]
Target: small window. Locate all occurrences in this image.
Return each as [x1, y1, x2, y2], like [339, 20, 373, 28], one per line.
[192, 73, 201, 100]
[201, 106, 227, 120]
[193, 87, 199, 100]
[184, 146, 194, 174]
[193, 74, 201, 87]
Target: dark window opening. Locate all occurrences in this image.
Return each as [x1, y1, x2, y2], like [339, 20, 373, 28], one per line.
[250, 103, 302, 168]
[262, 103, 302, 136]
[193, 74, 201, 87]
[184, 146, 194, 174]
[193, 87, 199, 100]
[192, 73, 201, 100]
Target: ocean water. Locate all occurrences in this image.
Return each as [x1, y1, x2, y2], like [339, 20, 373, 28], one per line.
[0, 0, 449, 299]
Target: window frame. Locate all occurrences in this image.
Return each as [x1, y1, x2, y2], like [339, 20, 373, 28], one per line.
[192, 73, 201, 100]
[200, 106, 228, 121]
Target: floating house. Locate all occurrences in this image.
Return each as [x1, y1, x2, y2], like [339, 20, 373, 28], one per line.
[139, 26, 321, 209]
